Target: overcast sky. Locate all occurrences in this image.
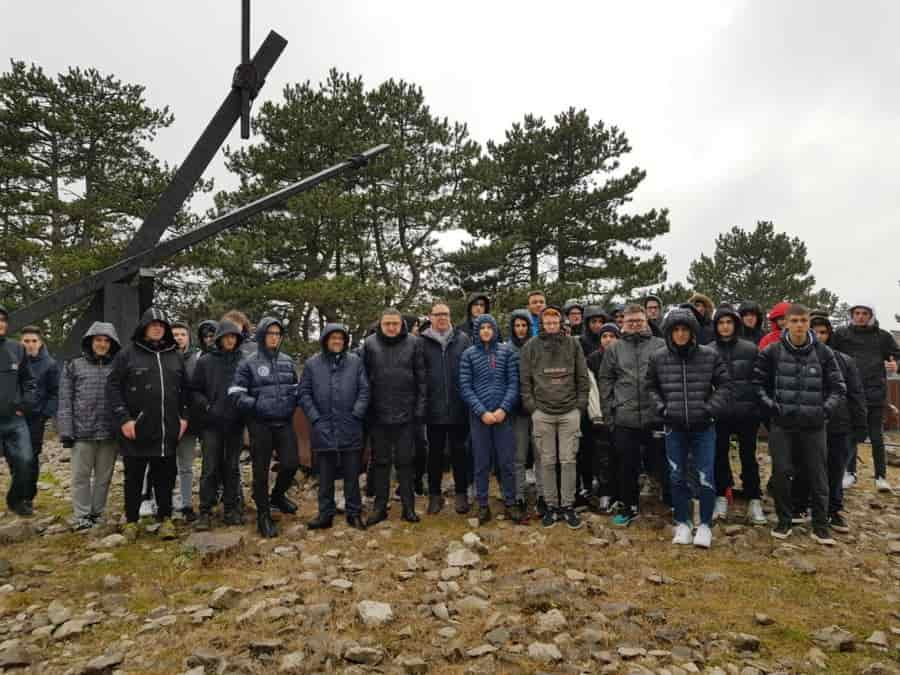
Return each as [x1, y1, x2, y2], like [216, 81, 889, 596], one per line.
[4, 1, 898, 327]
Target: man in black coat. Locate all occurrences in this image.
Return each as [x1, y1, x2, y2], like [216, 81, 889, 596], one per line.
[830, 303, 900, 492]
[710, 306, 765, 525]
[360, 308, 427, 526]
[0, 304, 37, 517]
[753, 303, 846, 545]
[421, 302, 472, 515]
[108, 308, 188, 542]
[643, 295, 664, 338]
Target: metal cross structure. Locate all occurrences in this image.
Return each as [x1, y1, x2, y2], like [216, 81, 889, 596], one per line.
[7, 2, 388, 357]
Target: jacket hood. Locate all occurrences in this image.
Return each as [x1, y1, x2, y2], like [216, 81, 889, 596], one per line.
[712, 305, 742, 341]
[213, 320, 244, 350]
[133, 307, 176, 348]
[197, 320, 219, 349]
[320, 323, 350, 352]
[508, 309, 533, 348]
[687, 293, 714, 323]
[663, 307, 700, 352]
[473, 314, 501, 347]
[82, 321, 121, 358]
[466, 293, 491, 320]
[643, 294, 663, 307]
[848, 303, 877, 327]
[608, 303, 625, 316]
[583, 305, 609, 329]
[255, 317, 285, 355]
[737, 301, 763, 322]
[563, 300, 584, 316]
[767, 301, 791, 322]
[809, 314, 833, 337]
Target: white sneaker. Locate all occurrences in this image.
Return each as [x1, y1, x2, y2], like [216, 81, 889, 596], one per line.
[712, 497, 728, 521]
[747, 499, 767, 525]
[842, 472, 856, 489]
[672, 522, 693, 545]
[693, 524, 713, 549]
[876, 477, 892, 493]
[139, 499, 157, 518]
[525, 469, 536, 485]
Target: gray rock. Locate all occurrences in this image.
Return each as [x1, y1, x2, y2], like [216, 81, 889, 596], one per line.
[0, 521, 35, 545]
[182, 532, 244, 563]
[329, 578, 353, 591]
[447, 548, 481, 568]
[98, 533, 126, 548]
[79, 651, 125, 674]
[356, 600, 394, 626]
[47, 599, 72, 626]
[101, 574, 122, 590]
[344, 645, 384, 665]
[865, 630, 890, 648]
[811, 625, 855, 652]
[208, 586, 241, 610]
[279, 651, 306, 673]
[753, 613, 774, 626]
[186, 648, 223, 669]
[466, 644, 497, 658]
[788, 557, 817, 575]
[249, 639, 283, 657]
[732, 633, 761, 651]
[0, 646, 32, 669]
[485, 627, 510, 645]
[53, 619, 88, 640]
[535, 609, 567, 634]
[528, 642, 563, 662]
[454, 595, 490, 614]
[617, 646, 647, 659]
[395, 653, 428, 674]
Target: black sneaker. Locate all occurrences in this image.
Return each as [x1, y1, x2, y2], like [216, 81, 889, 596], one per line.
[541, 507, 557, 529]
[811, 526, 836, 546]
[791, 510, 809, 525]
[562, 507, 583, 530]
[829, 513, 849, 534]
[771, 521, 793, 539]
[573, 491, 591, 513]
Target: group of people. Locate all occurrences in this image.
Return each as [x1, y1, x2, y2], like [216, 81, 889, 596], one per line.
[0, 290, 897, 550]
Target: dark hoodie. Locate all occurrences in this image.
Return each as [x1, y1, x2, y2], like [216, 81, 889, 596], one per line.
[58, 321, 121, 442]
[360, 316, 427, 425]
[196, 320, 219, 353]
[643, 295, 664, 338]
[107, 308, 187, 457]
[507, 309, 533, 352]
[519, 306, 590, 415]
[737, 301, 765, 345]
[459, 293, 492, 338]
[0, 304, 36, 420]
[26, 343, 59, 420]
[579, 305, 609, 357]
[563, 300, 585, 336]
[831, 304, 900, 406]
[297, 323, 370, 451]
[685, 293, 715, 345]
[647, 307, 731, 431]
[191, 320, 245, 430]
[230, 317, 298, 424]
[712, 305, 760, 420]
[586, 323, 620, 381]
[810, 316, 868, 436]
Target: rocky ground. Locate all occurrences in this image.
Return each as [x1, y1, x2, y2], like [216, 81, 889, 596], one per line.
[1, 433, 900, 674]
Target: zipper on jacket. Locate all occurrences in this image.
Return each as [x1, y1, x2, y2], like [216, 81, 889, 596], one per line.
[681, 359, 690, 430]
[157, 352, 165, 457]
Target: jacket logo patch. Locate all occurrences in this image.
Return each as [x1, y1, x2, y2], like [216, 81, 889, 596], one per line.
[257, 365, 270, 377]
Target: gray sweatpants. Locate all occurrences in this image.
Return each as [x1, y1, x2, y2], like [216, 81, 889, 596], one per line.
[514, 413, 542, 502]
[174, 434, 196, 511]
[71, 439, 118, 520]
[532, 408, 581, 508]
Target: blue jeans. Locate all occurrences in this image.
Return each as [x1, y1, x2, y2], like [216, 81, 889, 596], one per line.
[666, 426, 716, 526]
[470, 413, 516, 508]
[0, 415, 36, 509]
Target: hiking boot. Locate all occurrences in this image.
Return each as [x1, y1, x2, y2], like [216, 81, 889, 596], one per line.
[257, 511, 279, 538]
[159, 518, 177, 540]
[194, 512, 212, 532]
[347, 514, 367, 531]
[829, 512, 849, 533]
[672, 522, 693, 545]
[478, 504, 492, 525]
[455, 493, 470, 514]
[427, 495, 444, 515]
[693, 524, 712, 549]
[270, 493, 297, 514]
[747, 499, 767, 525]
[561, 507, 583, 530]
[307, 514, 333, 530]
[771, 521, 792, 539]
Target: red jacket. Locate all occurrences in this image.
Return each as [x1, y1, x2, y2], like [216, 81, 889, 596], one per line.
[758, 301, 790, 350]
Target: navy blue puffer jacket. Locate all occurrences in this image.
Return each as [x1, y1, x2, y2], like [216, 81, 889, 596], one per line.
[459, 315, 519, 418]
[298, 324, 369, 452]
[229, 317, 297, 424]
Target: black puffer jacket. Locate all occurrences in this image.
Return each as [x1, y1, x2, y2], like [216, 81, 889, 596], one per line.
[579, 305, 608, 357]
[191, 321, 245, 431]
[712, 306, 760, 420]
[0, 304, 36, 419]
[831, 317, 900, 406]
[360, 321, 427, 425]
[829, 350, 867, 435]
[107, 308, 187, 457]
[648, 309, 732, 430]
[563, 300, 584, 336]
[737, 301, 765, 345]
[459, 293, 495, 339]
[230, 318, 298, 424]
[421, 327, 471, 425]
[752, 331, 846, 431]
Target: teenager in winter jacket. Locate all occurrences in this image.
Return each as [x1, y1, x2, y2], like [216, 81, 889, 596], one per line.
[563, 301, 585, 337]
[686, 293, 716, 345]
[710, 306, 766, 524]
[830, 303, 900, 491]
[191, 320, 246, 530]
[526, 290, 546, 337]
[171, 320, 198, 521]
[508, 308, 541, 515]
[758, 301, 790, 350]
[421, 302, 472, 515]
[752, 304, 846, 544]
[520, 306, 590, 529]
[459, 314, 520, 524]
[575, 305, 609, 507]
[19, 326, 58, 508]
[579, 306, 609, 359]
[108, 308, 188, 541]
[598, 305, 666, 526]
[299, 323, 369, 531]
[649, 307, 732, 548]
[586, 323, 620, 511]
[643, 295, 664, 338]
[737, 301, 765, 346]
[230, 317, 299, 538]
[0, 304, 37, 517]
[359, 308, 427, 526]
[801, 316, 867, 533]
[58, 322, 120, 530]
[458, 292, 490, 338]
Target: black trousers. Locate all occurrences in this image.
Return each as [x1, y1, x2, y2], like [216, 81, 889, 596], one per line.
[24, 415, 46, 502]
[614, 426, 665, 511]
[794, 431, 850, 517]
[200, 427, 242, 514]
[318, 450, 363, 518]
[427, 423, 470, 496]
[769, 425, 828, 528]
[123, 455, 177, 523]
[414, 423, 429, 488]
[714, 418, 761, 499]
[371, 423, 415, 511]
[590, 422, 614, 498]
[248, 421, 298, 514]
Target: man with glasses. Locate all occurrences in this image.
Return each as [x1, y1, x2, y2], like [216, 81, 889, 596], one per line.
[421, 302, 472, 514]
[0, 305, 37, 517]
[230, 317, 299, 538]
[598, 304, 666, 526]
[643, 295, 664, 338]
